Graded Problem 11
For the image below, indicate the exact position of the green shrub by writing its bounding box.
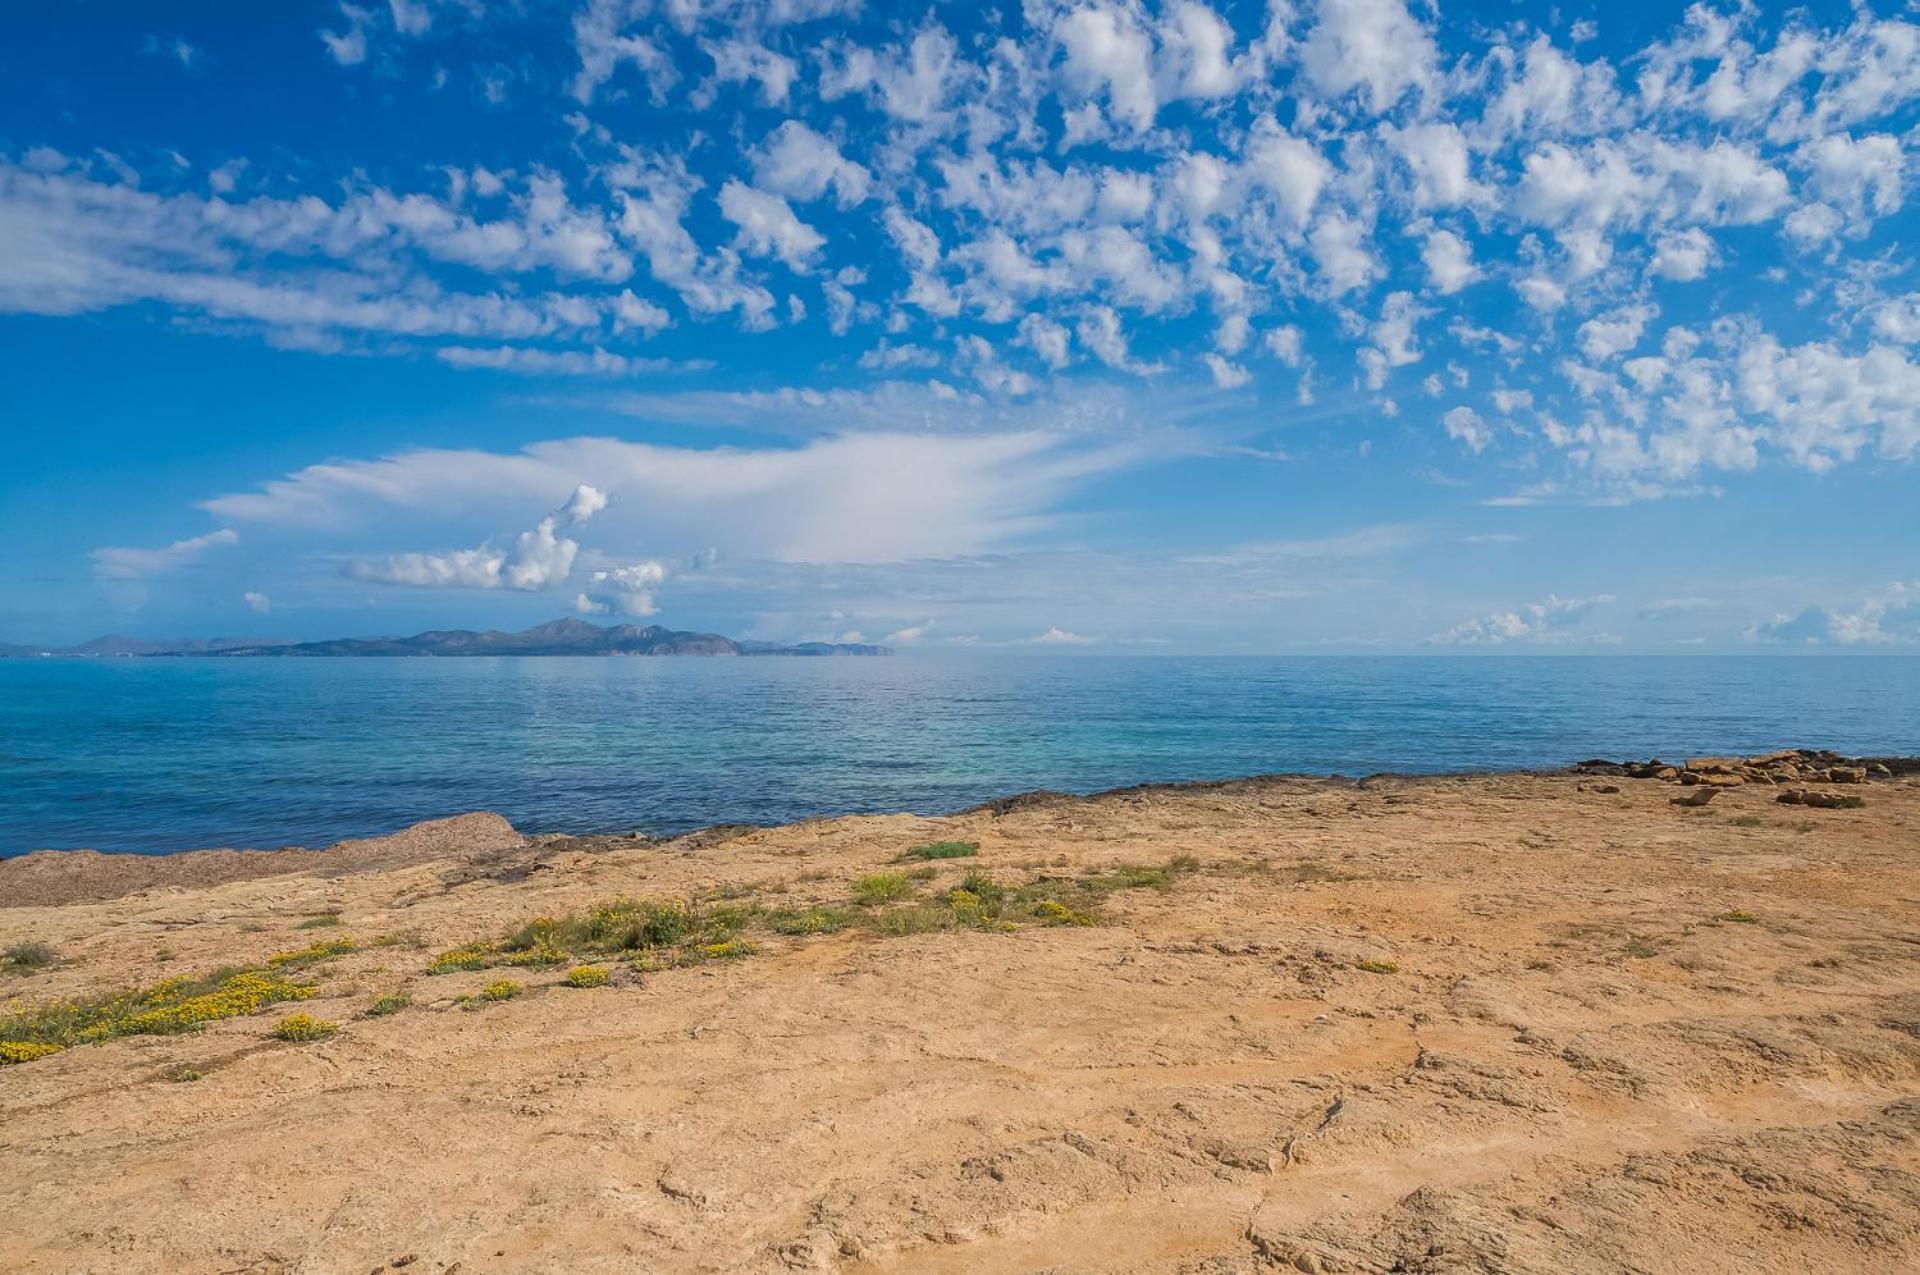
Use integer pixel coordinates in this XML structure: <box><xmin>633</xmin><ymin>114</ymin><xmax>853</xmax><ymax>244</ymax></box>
<box><xmin>296</xmin><ymin>913</ymin><xmax>343</xmax><ymax>929</ymax></box>
<box><xmin>1354</xmin><ymin>959</ymin><xmax>1399</xmax><ymax>974</ymax></box>
<box><xmin>479</xmin><ymin>979</ymin><xmax>521</xmax><ymax>1001</ymax></box>
<box><xmin>564</xmin><ymin>966</ymin><xmax>609</xmax><ymax>988</ymax></box>
<box><xmin>366</xmin><ymin>993</ymin><xmax>410</xmax><ymax>1017</ymax></box>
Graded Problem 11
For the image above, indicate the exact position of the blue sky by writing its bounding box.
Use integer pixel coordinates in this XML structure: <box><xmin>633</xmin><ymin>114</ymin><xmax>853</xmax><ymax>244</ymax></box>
<box><xmin>1</xmin><ymin>0</ymin><xmax>1915</xmax><ymax>652</ymax></box>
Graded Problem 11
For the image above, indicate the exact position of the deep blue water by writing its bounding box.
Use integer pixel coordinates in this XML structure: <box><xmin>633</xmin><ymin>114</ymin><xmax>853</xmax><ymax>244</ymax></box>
<box><xmin>2</xmin><ymin>655</ymin><xmax>1917</xmax><ymax>856</ymax></box>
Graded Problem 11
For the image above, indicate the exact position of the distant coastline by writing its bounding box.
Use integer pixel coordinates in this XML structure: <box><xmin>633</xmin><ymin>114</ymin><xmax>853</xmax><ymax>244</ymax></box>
<box><xmin>0</xmin><ymin>618</ymin><xmax>890</xmax><ymax>659</ymax></box>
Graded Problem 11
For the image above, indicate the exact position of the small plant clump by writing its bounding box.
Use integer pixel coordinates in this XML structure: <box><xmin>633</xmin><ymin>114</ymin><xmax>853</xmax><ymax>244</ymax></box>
<box><xmin>1</xmin><ymin>968</ymin><xmax>315</xmax><ymax>1064</ymax></box>
<box><xmin>267</xmin><ymin>937</ymin><xmax>358</xmax><ymax>968</ymax></box>
<box><xmin>768</xmin><ymin>906</ymin><xmax>858</xmax><ymax>936</ymax></box>
<box><xmin>415</xmin><ymin>853</ymin><xmax>1209</xmax><ymax>990</ymax></box>
<box><xmin>366</xmin><ymin>993</ymin><xmax>411</xmax><ymax>1016</ymax></box>
<box><xmin>270</xmin><ymin>1013</ymin><xmax>337</xmax><ymax>1042</ymax></box>
<box><xmin>1354</xmin><ymin>959</ymin><xmax>1400</xmax><ymax>974</ymax></box>
<box><xmin>1</xmin><ymin>1041</ymin><xmax>63</xmax><ymax>1065</ymax></box>
<box><xmin>296</xmin><ymin>913</ymin><xmax>344</xmax><ymax>929</ymax></box>
<box><xmin>899</xmin><ymin>841</ymin><xmax>978</xmax><ymax>862</ymax></box>
<box><xmin>428</xmin><ymin>942</ymin><xmax>496</xmax><ymax>975</ymax></box>
<box><xmin>479</xmin><ymin>979</ymin><xmax>521</xmax><ymax>1001</ymax></box>
<box><xmin>1720</xmin><ymin>910</ymin><xmax>1759</xmax><ymax>924</ymax></box>
<box><xmin>563</xmin><ymin>966</ymin><xmax>609</xmax><ymax>988</ymax></box>
<box><xmin>2</xmin><ymin>942</ymin><xmax>56</xmax><ymax>972</ymax></box>
<box><xmin>853</xmin><ymin>872</ymin><xmax>913</xmax><ymax>905</ymax></box>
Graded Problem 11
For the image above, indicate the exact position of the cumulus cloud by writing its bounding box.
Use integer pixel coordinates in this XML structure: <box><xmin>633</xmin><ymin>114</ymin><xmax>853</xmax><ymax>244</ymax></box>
<box><xmin>1297</xmin><ymin>0</ymin><xmax>1439</xmax><ymax>113</ymax></box>
<box><xmin>749</xmin><ymin>120</ymin><xmax>871</xmax><ymax>207</ymax></box>
<box><xmin>1746</xmin><ymin>585</ymin><xmax>1917</xmax><ymax>646</ymax></box>
<box><xmin>1027</xmin><ymin>626</ymin><xmax>1095</xmax><ymax>645</ymax></box>
<box><xmin>717</xmin><ymin>180</ymin><xmax>824</xmax><ymax>270</ymax></box>
<box><xmin>348</xmin><ymin>484</ymin><xmax>607</xmax><ymax>592</ymax></box>
<box><xmin>1442</xmin><ymin>405</ymin><xmax>1491</xmax><ymax>453</ymax></box>
<box><xmin>1429</xmin><ymin>593</ymin><xmax>1618</xmax><ymax>645</ymax></box>
<box><xmin>1421</xmin><ymin>229</ymin><xmax>1478</xmax><ymax>294</ymax></box>
<box><xmin>244</xmin><ymin>590</ymin><xmax>272</xmax><ymax>614</ymax></box>
<box><xmin>575</xmin><ymin>560</ymin><xmax>669</xmax><ymax>616</ymax></box>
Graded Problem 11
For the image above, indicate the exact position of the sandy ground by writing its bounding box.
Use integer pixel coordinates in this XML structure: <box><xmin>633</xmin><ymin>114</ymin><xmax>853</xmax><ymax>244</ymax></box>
<box><xmin>3</xmin><ymin>764</ymin><xmax>1918</xmax><ymax>1274</ymax></box>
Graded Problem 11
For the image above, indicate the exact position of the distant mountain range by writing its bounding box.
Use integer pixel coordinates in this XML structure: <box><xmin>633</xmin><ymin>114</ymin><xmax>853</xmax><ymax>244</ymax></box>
<box><xmin>0</xmin><ymin>619</ymin><xmax>890</xmax><ymax>658</ymax></box>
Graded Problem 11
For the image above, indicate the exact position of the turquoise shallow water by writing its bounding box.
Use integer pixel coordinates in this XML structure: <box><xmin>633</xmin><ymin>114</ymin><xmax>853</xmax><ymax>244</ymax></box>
<box><xmin>2</xmin><ymin>655</ymin><xmax>1917</xmax><ymax>855</ymax></box>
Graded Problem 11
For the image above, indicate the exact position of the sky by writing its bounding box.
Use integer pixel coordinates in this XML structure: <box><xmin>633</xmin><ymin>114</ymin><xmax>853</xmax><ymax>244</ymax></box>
<box><xmin>0</xmin><ymin>0</ymin><xmax>1915</xmax><ymax>653</ymax></box>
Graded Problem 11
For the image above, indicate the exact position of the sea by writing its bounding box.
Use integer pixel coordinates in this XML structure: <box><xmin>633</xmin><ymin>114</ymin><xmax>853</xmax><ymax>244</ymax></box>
<box><xmin>3</xmin><ymin>655</ymin><xmax>1918</xmax><ymax>856</ymax></box>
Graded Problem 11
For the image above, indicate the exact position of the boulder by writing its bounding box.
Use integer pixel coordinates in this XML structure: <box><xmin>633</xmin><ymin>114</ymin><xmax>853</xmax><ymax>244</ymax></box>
<box><xmin>1685</xmin><ymin>757</ymin><xmax>1741</xmax><ymax>775</ymax></box>
<box><xmin>1671</xmin><ymin>788</ymin><xmax>1718</xmax><ymax>807</ymax></box>
<box><xmin>1826</xmin><ymin>766</ymin><xmax>1867</xmax><ymax>784</ymax></box>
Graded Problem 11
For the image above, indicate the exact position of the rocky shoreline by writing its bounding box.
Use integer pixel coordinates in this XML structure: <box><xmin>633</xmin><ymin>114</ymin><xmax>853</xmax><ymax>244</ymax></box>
<box><xmin>1571</xmin><ymin>747</ymin><xmax>1915</xmax><ymax>809</ymax></box>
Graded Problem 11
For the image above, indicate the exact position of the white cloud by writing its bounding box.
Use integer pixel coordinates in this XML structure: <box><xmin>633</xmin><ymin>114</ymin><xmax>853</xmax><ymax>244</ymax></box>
<box><xmin>575</xmin><ymin>560</ymin><xmax>669</xmax><ymax>617</ymax></box>
<box><xmin>717</xmin><ymin>180</ymin><xmax>823</xmax><ymax>271</ymax></box>
<box><xmin>1055</xmin><ymin>4</ymin><xmax>1159</xmax><ymax>133</ymax></box>
<box><xmin>1795</xmin><ymin>132</ymin><xmax>1905</xmax><ymax>228</ymax></box>
<box><xmin>1308</xmin><ymin>213</ymin><xmax>1377</xmax><ymax>296</ymax></box>
<box><xmin>1264</xmin><ymin>324</ymin><xmax>1305</xmax><ymax>366</ymax></box>
<box><xmin>1298</xmin><ymin>0</ymin><xmax>1439</xmax><ymax>113</ymax></box>
<box><xmin>207</xmin><ymin>429</ymin><xmax>1147</xmax><ymax>564</ymax></box>
<box><xmin>1027</xmin><ymin>626</ymin><xmax>1095</xmax><ymax>645</ymax></box>
<box><xmin>1648</xmin><ymin>227</ymin><xmax>1714</xmax><ymax>281</ymax></box>
<box><xmin>1746</xmin><ymin>585</ymin><xmax>1917</xmax><ymax>646</ymax></box>
<box><xmin>1203</xmin><ymin>352</ymin><xmax>1251</xmax><ymax>388</ymax></box>
<box><xmin>1442</xmin><ymin>405</ymin><xmax>1491</xmax><ymax>453</ymax></box>
<box><xmin>348</xmin><ymin>484</ymin><xmax>606</xmax><ymax>592</ymax></box>
<box><xmin>1384</xmin><ymin>123</ymin><xmax>1481</xmax><ymax>209</ymax></box>
<box><xmin>92</xmin><ymin>528</ymin><xmax>238</xmax><ymax>580</ymax></box>
<box><xmin>1430</xmin><ymin>593</ymin><xmax>1617</xmax><ymax>645</ymax></box>
<box><xmin>882</xmin><ymin>619</ymin><xmax>933</xmax><ymax>646</ymax></box>
<box><xmin>1076</xmin><ymin>305</ymin><xmax>1160</xmax><ymax>375</ymax></box>
<box><xmin>244</xmin><ymin>591</ymin><xmax>272</xmax><ymax>613</ymax></box>
<box><xmin>749</xmin><ymin>121</ymin><xmax>871</xmax><ymax>207</ymax></box>
<box><xmin>319</xmin><ymin>3</ymin><xmax>372</xmax><ymax>67</ymax></box>
<box><xmin>1420</xmin><ymin>229</ymin><xmax>1478</xmax><ymax>294</ymax></box>
<box><xmin>1577</xmin><ymin>304</ymin><xmax>1657</xmax><ymax>361</ymax></box>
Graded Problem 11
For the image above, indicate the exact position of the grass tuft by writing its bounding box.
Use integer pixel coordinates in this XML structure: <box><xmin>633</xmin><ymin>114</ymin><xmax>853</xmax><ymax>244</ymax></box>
<box><xmin>366</xmin><ymin>993</ymin><xmax>410</xmax><ymax>1017</ymax></box>
<box><xmin>295</xmin><ymin>913</ymin><xmax>343</xmax><ymax>929</ymax></box>
<box><xmin>1719</xmin><ymin>910</ymin><xmax>1758</xmax><ymax>924</ymax></box>
<box><xmin>899</xmin><ymin>841</ymin><xmax>978</xmax><ymax>862</ymax></box>
<box><xmin>564</xmin><ymin>965</ymin><xmax>609</xmax><ymax>988</ymax></box>
<box><xmin>1354</xmin><ymin>959</ymin><xmax>1400</xmax><ymax>974</ymax></box>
